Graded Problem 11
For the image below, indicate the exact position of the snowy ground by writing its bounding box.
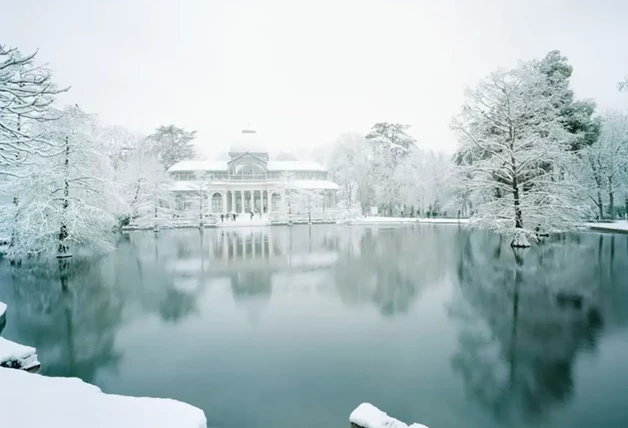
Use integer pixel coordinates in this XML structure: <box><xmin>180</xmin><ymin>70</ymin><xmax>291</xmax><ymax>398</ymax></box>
<box><xmin>350</xmin><ymin>403</ymin><xmax>429</xmax><ymax>428</ymax></box>
<box><xmin>216</xmin><ymin>215</ymin><xmax>270</xmax><ymax>228</ymax></box>
<box><xmin>586</xmin><ymin>220</ymin><xmax>628</xmax><ymax>233</ymax></box>
<box><xmin>0</xmin><ymin>337</ymin><xmax>40</xmax><ymax>371</ymax></box>
<box><xmin>0</xmin><ymin>367</ymin><xmax>207</xmax><ymax>428</ymax></box>
<box><xmin>347</xmin><ymin>216</ymin><xmax>468</xmax><ymax>225</ymax></box>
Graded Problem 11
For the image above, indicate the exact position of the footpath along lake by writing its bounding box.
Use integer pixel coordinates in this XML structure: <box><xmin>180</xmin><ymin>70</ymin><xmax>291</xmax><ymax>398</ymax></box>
<box><xmin>1</xmin><ymin>225</ymin><xmax>627</xmax><ymax>428</ymax></box>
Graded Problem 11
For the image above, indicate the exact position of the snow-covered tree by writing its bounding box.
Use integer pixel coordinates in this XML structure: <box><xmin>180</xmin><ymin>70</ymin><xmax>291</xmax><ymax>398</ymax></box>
<box><xmin>0</xmin><ymin>45</ymin><xmax>66</xmax><ymax>172</ymax></box>
<box><xmin>327</xmin><ymin>133</ymin><xmax>372</xmax><ymax>213</ymax></box>
<box><xmin>396</xmin><ymin>148</ymin><xmax>453</xmax><ymax>217</ymax></box>
<box><xmin>536</xmin><ymin>50</ymin><xmax>601</xmax><ymax>152</ymax></box>
<box><xmin>99</xmin><ymin>125</ymin><xmax>144</xmax><ymax>174</ymax></box>
<box><xmin>117</xmin><ymin>141</ymin><xmax>174</xmax><ymax>228</ymax></box>
<box><xmin>148</xmin><ymin>125</ymin><xmax>197</xmax><ymax>170</ymax></box>
<box><xmin>582</xmin><ymin>110</ymin><xmax>628</xmax><ymax>219</ymax></box>
<box><xmin>289</xmin><ymin>188</ymin><xmax>325</xmax><ymax>222</ymax></box>
<box><xmin>0</xmin><ymin>106</ymin><xmax>120</xmax><ymax>259</ymax></box>
<box><xmin>366</xmin><ymin>122</ymin><xmax>416</xmax><ymax>215</ymax></box>
<box><xmin>452</xmin><ymin>61</ymin><xmax>587</xmax><ymax>247</ymax></box>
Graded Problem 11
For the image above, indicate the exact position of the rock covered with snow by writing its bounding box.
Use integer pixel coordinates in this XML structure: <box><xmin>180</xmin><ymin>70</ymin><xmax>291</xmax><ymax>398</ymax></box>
<box><xmin>0</xmin><ymin>337</ymin><xmax>40</xmax><ymax>372</ymax></box>
<box><xmin>0</xmin><ymin>367</ymin><xmax>207</xmax><ymax>428</ymax></box>
<box><xmin>0</xmin><ymin>301</ymin><xmax>6</xmax><ymax>325</ymax></box>
<box><xmin>350</xmin><ymin>403</ymin><xmax>430</xmax><ymax>428</ymax></box>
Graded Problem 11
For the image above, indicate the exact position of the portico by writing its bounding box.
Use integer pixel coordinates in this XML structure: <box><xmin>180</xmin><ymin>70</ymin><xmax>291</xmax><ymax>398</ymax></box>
<box><xmin>221</xmin><ymin>189</ymin><xmax>276</xmax><ymax>214</ymax></box>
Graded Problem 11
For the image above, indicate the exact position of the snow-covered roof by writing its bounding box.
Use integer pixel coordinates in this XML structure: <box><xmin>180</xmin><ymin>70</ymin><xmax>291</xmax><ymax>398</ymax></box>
<box><xmin>288</xmin><ymin>180</ymin><xmax>339</xmax><ymax>190</ymax></box>
<box><xmin>168</xmin><ymin>161</ymin><xmax>228</xmax><ymax>172</ymax></box>
<box><xmin>168</xmin><ymin>160</ymin><xmax>327</xmax><ymax>173</ymax></box>
<box><xmin>267</xmin><ymin>161</ymin><xmax>327</xmax><ymax>172</ymax></box>
<box><xmin>170</xmin><ymin>179</ymin><xmax>338</xmax><ymax>192</ymax></box>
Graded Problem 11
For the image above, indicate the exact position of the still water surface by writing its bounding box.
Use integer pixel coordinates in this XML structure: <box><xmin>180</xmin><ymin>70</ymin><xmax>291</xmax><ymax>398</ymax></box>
<box><xmin>1</xmin><ymin>225</ymin><xmax>627</xmax><ymax>428</ymax></box>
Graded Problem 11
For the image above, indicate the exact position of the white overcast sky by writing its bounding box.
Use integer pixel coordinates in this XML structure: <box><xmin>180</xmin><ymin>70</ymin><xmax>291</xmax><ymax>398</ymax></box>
<box><xmin>4</xmin><ymin>0</ymin><xmax>628</xmax><ymax>157</ymax></box>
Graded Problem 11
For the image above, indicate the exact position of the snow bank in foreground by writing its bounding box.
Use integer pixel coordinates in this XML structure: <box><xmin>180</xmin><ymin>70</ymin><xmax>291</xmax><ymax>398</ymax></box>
<box><xmin>350</xmin><ymin>403</ymin><xmax>429</xmax><ymax>428</ymax></box>
<box><xmin>0</xmin><ymin>367</ymin><xmax>207</xmax><ymax>428</ymax></box>
<box><xmin>0</xmin><ymin>337</ymin><xmax>40</xmax><ymax>371</ymax></box>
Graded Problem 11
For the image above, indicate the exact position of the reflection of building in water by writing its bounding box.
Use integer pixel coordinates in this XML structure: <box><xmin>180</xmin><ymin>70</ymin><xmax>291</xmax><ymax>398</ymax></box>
<box><xmin>212</xmin><ymin>229</ymin><xmax>274</xmax><ymax>262</ymax></box>
<box><xmin>204</xmin><ymin>228</ymin><xmax>339</xmax><ymax>271</ymax></box>
<box><xmin>162</xmin><ymin>227</ymin><xmax>341</xmax><ymax>321</ymax></box>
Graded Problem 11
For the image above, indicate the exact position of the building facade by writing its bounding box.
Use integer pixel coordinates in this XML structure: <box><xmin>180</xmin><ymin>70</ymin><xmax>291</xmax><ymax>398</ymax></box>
<box><xmin>168</xmin><ymin>130</ymin><xmax>339</xmax><ymax>222</ymax></box>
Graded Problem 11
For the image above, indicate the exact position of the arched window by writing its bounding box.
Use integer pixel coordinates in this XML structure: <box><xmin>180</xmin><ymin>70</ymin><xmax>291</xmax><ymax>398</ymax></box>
<box><xmin>211</xmin><ymin>192</ymin><xmax>223</xmax><ymax>212</ymax></box>
<box><xmin>229</xmin><ymin>156</ymin><xmax>267</xmax><ymax>181</ymax></box>
<box><xmin>175</xmin><ymin>194</ymin><xmax>183</xmax><ymax>210</ymax></box>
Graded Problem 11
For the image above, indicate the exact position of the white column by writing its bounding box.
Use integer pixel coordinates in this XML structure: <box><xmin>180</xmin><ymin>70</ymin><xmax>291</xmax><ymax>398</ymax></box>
<box><xmin>231</xmin><ymin>191</ymin><xmax>235</xmax><ymax>214</ymax></box>
<box><xmin>222</xmin><ymin>192</ymin><xmax>227</xmax><ymax>214</ymax></box>
<box><xmin>239</xmin><ymin>191</ymin><xmax>245</xmax><ymax>214</ymax></box>
<box><xmin>261</xmin><ymin>190</ymin><xmax>265</xmax><ymax>214</ymax></box>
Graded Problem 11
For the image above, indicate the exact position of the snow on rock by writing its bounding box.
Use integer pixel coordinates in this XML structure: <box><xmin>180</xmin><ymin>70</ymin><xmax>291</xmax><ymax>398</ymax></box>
<box><xmin>0</xmin><ymin>367</ymin><xmax>208</xmax><ymax>428</ymax></box>
<box><xmin>350</xmin><ymin>403</ymin><xmax>430</xmax><ymax>428</ymax></box>
<box><xmin>0</xmin><ymin>337</ymin><xmax>40</xmax><ymax>372</ymax></box>
<box><xmin>0</xmin><ymin>301</ymin><xmax>6</xmax><ymax>319</ymax></box>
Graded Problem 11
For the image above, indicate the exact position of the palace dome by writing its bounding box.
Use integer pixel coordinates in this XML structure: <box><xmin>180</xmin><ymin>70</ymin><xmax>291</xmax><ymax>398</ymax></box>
<box><xmin>229</xmin><ymin>129</ymin><xmax>267</xmax><ymax>154</ymax></box>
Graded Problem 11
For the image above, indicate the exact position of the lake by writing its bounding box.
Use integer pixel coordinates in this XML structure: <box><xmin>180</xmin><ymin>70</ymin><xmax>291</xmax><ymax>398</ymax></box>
<box><xmin>1</xmin><ymin>225</ymin><xmax>627</xmax><ymax>428</ymax></box>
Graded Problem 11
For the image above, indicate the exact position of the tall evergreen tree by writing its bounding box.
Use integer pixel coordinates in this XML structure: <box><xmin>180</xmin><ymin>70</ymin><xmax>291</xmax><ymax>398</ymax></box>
<box><xmin>148</xmin><ymin>125</ymin><xmax>197</xmax><ymax>170</ymax></box>
<box><xmin>536</xmin><ymin>50</ymin><xmax>601</xmax><ymax>151</ymax></box>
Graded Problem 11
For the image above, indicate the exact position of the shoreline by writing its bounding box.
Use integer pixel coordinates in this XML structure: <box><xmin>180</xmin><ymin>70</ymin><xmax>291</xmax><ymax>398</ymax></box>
<box><xmin>0</xmin><ymin>300</ymin><xmax>208</xmax><ymax>428</ymax></box>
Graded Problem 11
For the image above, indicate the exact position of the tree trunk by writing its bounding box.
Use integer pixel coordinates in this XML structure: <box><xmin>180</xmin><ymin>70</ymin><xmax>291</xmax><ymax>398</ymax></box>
<box><xmin>512</xmin><ymin>178</ymin><xmax>523</xmax><ymax>230</ymax></box>
<box><xmin>608</xmin><ymin>177</ymin><xmax>615</xmax><ymax>220</ymax></box>
<box><xmin>511</xmin><ymin>154</ymin><xmax>529</xmax><ymax>248</ymax></box>
<box><xmin>597</xmin><ymin>190</ymin><xmax>604</xmax><ymax>220</ymax></box>
<box><xmin>625</xmin><ymin>195</ymin><xmax>628</xmax><ymax>220</ymax></box>
<box><xmin>58</xmin><ymin>137</ymin><xmax>70</xmax><ymax>256</ymax></box>
<box><xmin>10</xmin><ymin>196</ymin><xmax>18</xmax><ymax>250</ymax></box>
<box><xmin>10</xmin><ymin>114</ymin><xmax>22</xmax><ymax>253</ymax></box>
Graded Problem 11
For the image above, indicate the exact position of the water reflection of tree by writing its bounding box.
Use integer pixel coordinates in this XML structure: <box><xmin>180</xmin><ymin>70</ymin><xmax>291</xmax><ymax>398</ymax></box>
<box><xmin>2</xmin><ymin>260</ymin><xmax>123</xmax><ymax>383</ymax></box>
<box><xmin>0</xmin><ymin>232</ymin><xmax>202</xmax><ymax>381</ymax></box>
<box><xmin>450</xmin><ymin>231</ymin><xmax>608</xmax><ymax>423</ymax></box>
<box><xmin>335</xmin><ymin>226</ymin><xmax>457</xmax><ymax>315</ymax></box>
